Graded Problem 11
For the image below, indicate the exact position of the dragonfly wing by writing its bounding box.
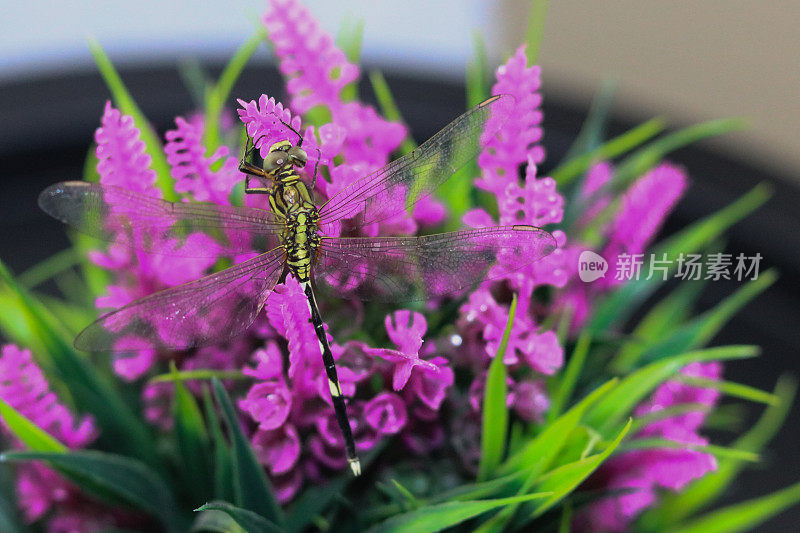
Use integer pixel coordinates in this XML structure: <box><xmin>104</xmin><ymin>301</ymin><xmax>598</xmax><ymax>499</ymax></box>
<box><xmin>317</xmin><ymin>95</ymin><xmax>515</xmax><ymax>227</ymax></box>
<box><xmin>39</xmin><ymin>181</ymin><xmax>282</xmax><ymax>257</ymax></box>
<box><xmin>313</xmin><ymin>225</ymin><xmax>556</xmax><ymax>302</ymax></box>
<box><xmin>75</xmin><ymin>247</ymin><xmax>285</xmax><ymax>351</ymax></box>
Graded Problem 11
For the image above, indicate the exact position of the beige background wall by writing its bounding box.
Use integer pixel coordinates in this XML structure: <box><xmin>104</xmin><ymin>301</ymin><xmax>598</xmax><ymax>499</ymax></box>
<box><xmin>501</xmin><ymin>0</ymin><xmax>800</xmax><ymax>180</ymax></box>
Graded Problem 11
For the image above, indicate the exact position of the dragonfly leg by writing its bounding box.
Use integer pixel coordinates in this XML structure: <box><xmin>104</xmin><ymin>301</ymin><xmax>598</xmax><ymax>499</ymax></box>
<box><xmin>243</xmin><ymin>175</ymin><xmax>272</xmax><ymax>195</ymax></box>
<box><xmin>302</xmin><ymin>280</ymin><xmax>361</xmax><ymax>476</ymax></box>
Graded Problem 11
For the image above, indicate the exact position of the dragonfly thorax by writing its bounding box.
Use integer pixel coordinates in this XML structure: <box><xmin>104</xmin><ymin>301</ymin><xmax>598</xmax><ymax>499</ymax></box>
<box><xmin>272</xmin><ymin>181</ymin><xmax>320</xmax><ymax>282</ymax></box>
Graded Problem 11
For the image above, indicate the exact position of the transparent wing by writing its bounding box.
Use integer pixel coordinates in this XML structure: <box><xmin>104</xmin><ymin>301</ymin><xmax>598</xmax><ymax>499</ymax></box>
<box><xmin>39</xmin><ymin>181</ymin><xmax>282</xmax><ymax>257</ymax></box>
<box><xmin>313</xmin><ymin>225</ymin><xmax>556</xmax><ymax>302</ymax></box>
<box><xmin>317</xmin><ymin>95</ymin><xmax>514</xmax><ymax>226</ymax></box>
<box><xmin>75</xmin><ymin>248</ymin><xmax>285</xmax><ymax>351</ymax></box>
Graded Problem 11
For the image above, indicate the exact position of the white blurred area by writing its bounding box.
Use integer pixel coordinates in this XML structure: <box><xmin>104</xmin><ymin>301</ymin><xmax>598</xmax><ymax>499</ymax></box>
<box><xmin>1</xmin><ymin>0</ymin><xmax>798</xmax><ymax>178</ymax></box>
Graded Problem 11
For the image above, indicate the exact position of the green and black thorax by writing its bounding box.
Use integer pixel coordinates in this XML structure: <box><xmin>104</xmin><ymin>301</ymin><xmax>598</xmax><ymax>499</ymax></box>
<box><xmin>239</xmin><ymin>139</ymin><xmax>320</xmax><ymax>281</ymax></box>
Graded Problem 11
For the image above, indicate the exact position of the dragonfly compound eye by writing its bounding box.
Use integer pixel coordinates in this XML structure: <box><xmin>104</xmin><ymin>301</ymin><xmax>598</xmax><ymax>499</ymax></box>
<box><xmin>264</xmin><ymin>151</ymin><xmax>287</xmax><ymax>172</ymax></box>
<box><xmin>288</xmin><ymin>146</ymin><xmax>308</xmax><ymax>166</ymax></box>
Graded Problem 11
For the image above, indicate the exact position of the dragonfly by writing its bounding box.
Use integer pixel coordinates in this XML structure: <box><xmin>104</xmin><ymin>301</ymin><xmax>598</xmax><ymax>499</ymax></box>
<box><xmin>38</xmin><ymin>95</ymin><xmax>557</xmax><ymax>477</ymax></box>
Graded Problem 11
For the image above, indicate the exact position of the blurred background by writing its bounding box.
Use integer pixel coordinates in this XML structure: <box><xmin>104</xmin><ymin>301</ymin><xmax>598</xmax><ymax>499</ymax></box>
<box><xmin>1</xmin><ymin>0</ymin><xmax>798</xmax><ymax>529</ymax></box>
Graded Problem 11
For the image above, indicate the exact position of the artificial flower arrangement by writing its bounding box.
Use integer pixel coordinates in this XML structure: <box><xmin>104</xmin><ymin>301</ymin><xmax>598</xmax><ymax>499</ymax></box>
<box><xmin>0</xmin><ymin>1</ymin><xmax>797</xmax><ymax>531</ymax></box>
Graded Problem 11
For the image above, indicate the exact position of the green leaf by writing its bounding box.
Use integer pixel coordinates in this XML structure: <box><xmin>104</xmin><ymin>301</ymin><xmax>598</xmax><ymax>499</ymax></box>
<box><xmin>211</xmin><ymin>379</ymin><xmax>283</xmax><ymax>525</ymax></box>
<box><xmin>639</xmin><ymin>376</ymin><xmax>797</xmax><ymax>529</ymax></box>
<box><xmin>368</xmin><ymin>71</ymin><xmax>418</xmax><ymax>156</ymax></box>
<box><xmin>674</xmin><ymin>376</ymin><xmax>779</xmax><ymax>406</ymax></box>
<box><xmin>204</xmin><ymin>30</ymin><xmax>266</xmax><ymax>151</ymax></box>
<box><xmin>192</xmin><ymin>509</ymin><xmax>246</xmax><ymax>533</ymax></box>
<box><xmin>551</xmin><ymin>117</ymin><xmax>666</xmax><ymax>186</ymax></box>
<box><xmin>588</xmin><ymin>184</ymin><xmax>771</xmax><ymax>334</ymax></box>
<box><xmin>0</xmin><ymin>397</ymin><xmax>67</xmax><ymax>453</ymax></box>
<box><xmin>639</xmin><ymin>270</ymin><xmax>777</xmax><ymax>364</ymax></box>
<box><xmin>610</xmin><ymin>277</ymin><xmax>708</xmax><ymax>372</ymax></box>
<box><xmin>196</xmin><ymin>502</ymin><xmax>283</xmax><ymax>533</ymax></box>
<box><xmin>500</xmin><ymin>378</ymin><xmax>618</xmax><ymax>477</ymax></box>
<box><xmin>203</xmin><ymin>387</ymin><xmax>234</xmax><ymax>503</ymax></box>
<box><xmin>286</xmin><ymin>475</ymin><xmax>348</xmax><ymax>530</ymax></box>
<box><xmin>17</xmin><ymin>248</ymin><xmax>81</xmax><ymax>289</ymax></box>
<box><xmin>562</xmin><ymin>80</ymin><xmax>617</xmax><ymax>161</ymax></box>
<box><xmin>172</xmin><ymin>365</ymin><xmax>213</xmax><ymax>504</ymax></box>
<box><xmin>150</xmin><ymin>369</ymin><xmax>248</xmax><ymax>384</ymax></box>
<box><xmin>466</xmin><ymin>30</ymin><xmax>489</xmax><ymax>108</ymax></box>
<box><xmin>524</xmin><ymin>0</ymin><xmax>549</xmax><ymax>65</ymax></box>
<box><xmin>548</xmin><ymin>331</ymin><xmax>591</xmax><ymax>422</ymax></box>
<box><xmin>669</xmin><ymin>480</ymin><xmax>800</xmax><ymax>533</ymax></box>
<box><xmin>364</xmin><ymin>493</ymin><xmax>552</xmax><ymax>533</ymax></box>
<box><xmin>618</xmin><ymin>438</ymin><xmax>759</xmax><ymax>462</ymax></box>
<box><xmin>478</xmin><ymin>294</ymin><xmax>516</xmax><ymax>480</ymax></box>
<box><xmin>0</xmin><ymin>450</ymin><xmax>185</xmax><ymax>532</ymax></box>
<box><xmin>586</xmin><ymin>345</ymin><xmax>759</xmax><ymax>434</ymax></box>
<box><xmin>613</xmin><ymin>118</ymin><xmax>747</xmax><ymax>188</ymax></box>
<box><xmin>530</xmin><ymin>419</ymin><xmax>632</xmax><ymax>518</ymax></box>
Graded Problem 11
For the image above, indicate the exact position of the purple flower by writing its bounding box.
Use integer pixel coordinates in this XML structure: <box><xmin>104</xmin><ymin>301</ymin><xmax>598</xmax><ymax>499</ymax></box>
<box><xmin>251</xmin><ymin>425</ymin><xmax>302</xmax><ymax>475</ymax></box>
<box><xmin>239</xmin><ymin>381</ymin><xmax>292</xmax><ymax>430</ymax></box>
<box><xmin>0</xmin><ymin>345</ymin><xmax>96</xmax><ymax>449</ymax></box>
<box><xmin>580</xmin><ymin>362</ymin><xmax>722</xmax><ymax>531</ymax></box>
<box><xmin>511</xmin><ymin>379</ymin><xmax>550</xmax><ymax>423</ymax></box>
<box><xmin>603</xmin><ymin>163</ymin><xmax>688</xmax><ymax>286</ymax></box>
<box><xmin>364</xmin><ymin>392</ymin><xmax>408</xmax><ymax>435</ymax></box>
<box><xmin>477</xmin><ymin>46</ymin><xmax>544</xmax><ymax>195</ymax></box>
<box><xmin>95</xmin><ymin>101</ymin><xmax>158</xmax><ymax>195</ymax></box>
<box><xmin>164</xmin><ymin>115</ymin><xmax>243</xmax><ymax>204</ymax></box>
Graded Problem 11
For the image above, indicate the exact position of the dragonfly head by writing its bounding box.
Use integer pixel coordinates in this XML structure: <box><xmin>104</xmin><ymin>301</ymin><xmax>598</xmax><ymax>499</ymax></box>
<box><xmin>265</xmin><ymin>141</ymin><xmax>308</xmax><ymax>176</ymax></box>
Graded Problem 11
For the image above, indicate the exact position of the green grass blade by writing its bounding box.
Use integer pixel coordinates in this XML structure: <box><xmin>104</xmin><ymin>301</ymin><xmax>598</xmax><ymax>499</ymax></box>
<box><xmin>524</xmin><ymin>0</ymin><xmax>549</xmax><ymax>65</ymax></box>
<box><xmin>87</xmin><ymin>38</ymin><xmax>176</xmax><ymax>200</ymax></box>
<box><xmin>613</xmin><ymin>118</ymin><xmax>747</xmax><ymax>188</ymax></box>
<box><xmin>500</xmin><ymin>378</ymin><xmax>618</xmax><ymax>477</ymax></box>
<box><xmin>150</xmin><ymin>369</ymin><xmax>247</xmax><ymax>384</ymax></box>
<box><xmin>17</xmin><ymin>248</ymin><xmax>81</xmax><ymax>289</ymax></box>
<box><xmin>466</xmin><ymin>30</ymin><xmax>489</xmax><ymax>108</ymax></box>
<box><xmin>364</xmin><ymin>493</ymin><xmax>552</xmax><ymax>533</ymax></box>
<box><xmin>611</xmin><ymin>277</ymin><xmax>708</xmax><ymax>372</ymax></box>
<box><xmin>196</xmin><ymin>502</ymin><xmax>283</xmax><ymax>533</ymax></box>
<box><xmin>669</xmin><ymin>480</ymin><xmax>800</xmax><ymax>533</ymax></box>
<box><xmin>548</xmin><ymin>331</ymin><xmax>591</xmax><ymax>422</ymax></box>
<box><xmin>211</xmin><ymin>379</ymin><xmax>283</xmax><ymax>525</ymax></box>
<box><xmin>478</xmin><ymin>295</ymin><xmax>517</xmax><ymax>480</ymax></box>
<box><xmin>203</xmin><ymin>386</ymin><xmax>234</xmax><ymax>503</ymax></box>
<box><xmin>588</xmin><ymin>184</ymin><xmax>771</xmax><ymax>334</ymax></box>
<box><xmin>562</xmin><ymin>78</ymin><xmax>617</xmax><ymax>161</ymax></box>
<box><xmin>586</xmin><ymin>345</ymin><xmax>759</xmax><ymax>434</ymax></box>
<box><xmin>639</xmin><ymin>270</ymin><xmax>777</xmax><ymax>364</ymax></box>
<box><xmin>171</xmin><ymin>364</ymin><xmax>213</xmax><ymax>504</ymax></box>
<box><xmin>551</xmin><ymin>117</ymin><xmax>665</xmax><ymax>186</ymax></box>
<box><xmin>530</xmin><ymin>420</ymin><xmax>632</xmax><ymax>518</ymax></box>
<box><xmin>618</xmin><ymin>438</ymin><xmax>759</xmax><ymax>462</ymax></box>
<box><xmin>0</xmin><ymin>397</ymin><xmax>67</xmax><ymax>453</ymax></box>
<box><xmin>0</xmin><ymin>450</ymin><xmax>186</xmax><ymax>532</ymax></box>
<box><xmin>675</xmin><ymin>376</ymin><xmax>779</xmax><ymax>406</ymax></box>
<box><xmin>204</xmin><ymin>30</ymin><xmax>266</xmax><ymax>151</ymax></box>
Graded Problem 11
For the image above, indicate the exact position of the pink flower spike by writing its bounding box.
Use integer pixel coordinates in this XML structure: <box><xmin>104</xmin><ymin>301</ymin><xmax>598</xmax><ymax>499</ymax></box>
<box><xmin>477</xmin><ymin>46</ymin><xmax>544</xmax><ymax>195</ymax></box>
<box><xmin>363</xmin><ymin>392</ymin><xmax>407</xmax><ymax>435</ymax></box>
<box><xmin>411</xmin><ymin>357</ymin><xmax>454</xmax><ymax>410</ymax></box>
<box><xmin>0</xmin><ymin>345</ymin><xmax>97</xmax><ymax>449</ymax></box>
<box><xmin>95</xmin><ymin>102</ymin><xmax>158</xmax><ymax>196</ymax></box>
<box><xmin>165</xmin><ymin>115</ymin><xmax>242</xmax><ymax>204</ymax></box>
